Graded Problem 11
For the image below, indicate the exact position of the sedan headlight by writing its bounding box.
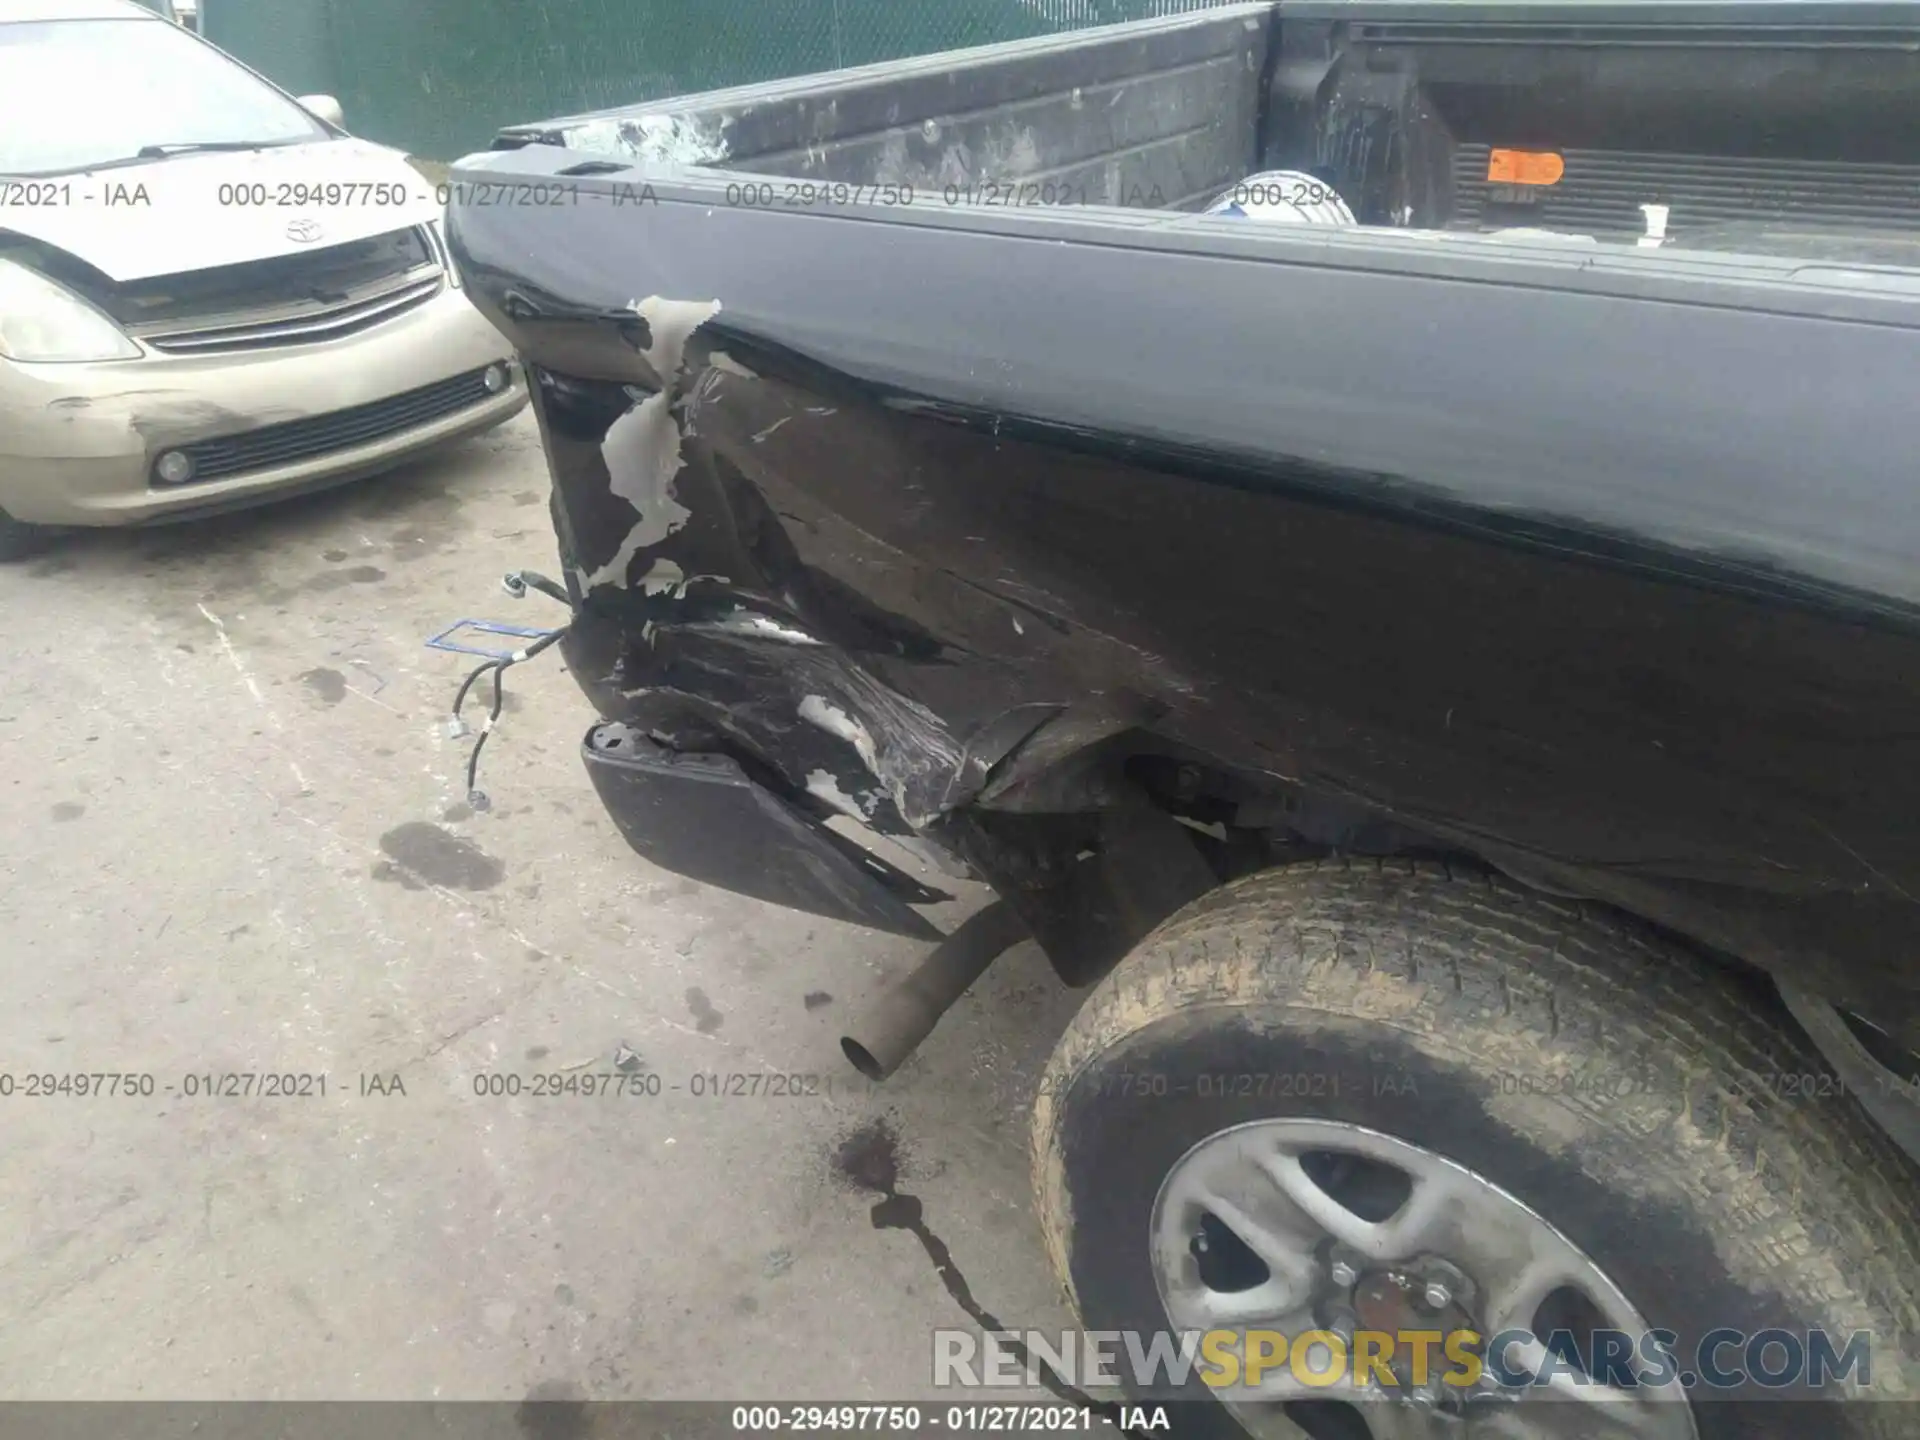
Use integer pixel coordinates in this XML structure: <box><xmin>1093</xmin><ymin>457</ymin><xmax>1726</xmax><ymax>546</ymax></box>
<box><xmin>0</xmin><ymin>259</ymin><xmax>141</xmax><ymax>363</ymax></box>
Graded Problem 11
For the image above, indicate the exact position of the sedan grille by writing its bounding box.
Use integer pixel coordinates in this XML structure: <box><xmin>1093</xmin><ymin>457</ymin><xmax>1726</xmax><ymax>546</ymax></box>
<box><xmin>110</xmin><ymin>227</ymin><xmax>442</xmax><ymax>354</ymax></box>
<box><xmin>137</xmin><ymin>273</ymin><xmax>443</xmax><ymax>354</ymax></box>
<box><xmin>158</xmin><ymin>368</ymin><xmax>499</xmax><ymax>484</ymax></box>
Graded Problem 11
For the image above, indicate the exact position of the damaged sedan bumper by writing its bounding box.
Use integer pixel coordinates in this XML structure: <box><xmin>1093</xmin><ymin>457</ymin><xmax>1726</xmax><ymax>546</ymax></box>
<box><xmin>0</xmin><ymin>286</ymin><xmax>524</xmax><ymax>527</ymax></box>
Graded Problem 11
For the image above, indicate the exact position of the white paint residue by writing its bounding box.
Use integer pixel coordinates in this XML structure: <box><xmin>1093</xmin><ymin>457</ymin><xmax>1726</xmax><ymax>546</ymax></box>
<box><xmin>752</xmin><ymin>416</ymin><xmax>792</xmax><ymax>444</ymax></box>
<box><xmin>1487</xmin><ymin>227</ymin><xmax>1599</xmax><ymax>246</ymax></box>
<box><xmin>630</xmin><ymin>295</ymin><xmax>723</xmax><ymax>387</ymax></box>
<box><xmin>1173</xmin><ymin>815</ymin><xmax>1229</xmax><ymax>842</ymax></box>
<box><xmin>196</xmin><ymin>603</ymin><xmax>264</xmax><ymax>707</ymax></box>
<box><xmin>343</xmin><ymin>682</ymin><xmax>401</xmax><ymax>715</ymax></box>
<box><xmin>733</xmin><ymin>613</ymin><xmax>819</xmax><ymax>645</ymax></box>
<box><xmin>874</xmin><ymin>131</ymin><xmax>913</xmax><ymax>185</ymax></box>
<box><xmin>583</xmin><ymin>526</ymin><xmax>656</xmax><ymax>592</ymax></box>
<box><xmin>583</xmin><ymin>390</ymin><xmax>692</xmax><ymax>590</ymax></box>
<box><xmin>798</xmin><ymin>695</ymin><xmax>880</xmax><ymax>775</ymax></box>
<box><xmin>1011</xmin><ymin>616</ymin><xmax>1024</xmax><ymax>635</ymax></box>
<box><xmin>805</xmin><ymin>769</ymin><xmax>876</xmax><ymax>821</ymax></box>
<box><xmin>604</xmin><ymin>390</ymin><xmax>688</xmax><ymax>522</ymax></box>
<box><xmin>639</xmin><ymin>558</ymin><xmax>686</xmax><ymax>596</ymax></box>
<box><xmin>568</xmin><ymin>112</ymin><xmax>729</xmax><ymax>166</ymax></box>
<box><xmin>981</xmin><ymin>126</ymin><xmax>1041</xmax><ymax>178</ymax></box>
<box><xmin>564</xmin><ymin>119</ymin><xmax>623</xmax><ymax>157</ymax></box>
<box><xmin>197</xmin><ymin>603</ymin><xmax>288</xmax><ymax>739</ymax></box>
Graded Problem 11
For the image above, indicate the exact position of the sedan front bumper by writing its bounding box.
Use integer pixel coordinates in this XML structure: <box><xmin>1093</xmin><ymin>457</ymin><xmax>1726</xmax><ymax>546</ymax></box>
<box><xmin>0</xmin><ymin>285</ymin><xmax>525</xmax><ymax>526</ymax></box>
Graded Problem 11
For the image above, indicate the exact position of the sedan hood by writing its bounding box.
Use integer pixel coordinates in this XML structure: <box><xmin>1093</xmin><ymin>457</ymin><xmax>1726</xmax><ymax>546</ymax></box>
<box><xmin>0</xmin><ymin>138</ymin><xmax>441</xmax><ymax>282</ymax></box>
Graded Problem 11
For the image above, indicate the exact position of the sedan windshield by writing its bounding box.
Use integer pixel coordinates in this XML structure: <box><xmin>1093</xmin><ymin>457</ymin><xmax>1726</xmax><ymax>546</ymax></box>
<box><xmin>0</xmin><ymin>18</ymin><xmax>327</xmax><ymax>176</ymax></box>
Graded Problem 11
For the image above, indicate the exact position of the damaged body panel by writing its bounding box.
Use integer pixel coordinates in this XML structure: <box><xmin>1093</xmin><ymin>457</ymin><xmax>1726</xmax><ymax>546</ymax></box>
<box><xmin>451</xmin><ymin>1</ymin><xmax>1920</xmax><ymax>1043</ymax></box>
<box><xmin>582</xmin><ymin>722</ymin><xmax>946</xmax><ymax>938</ymax></box>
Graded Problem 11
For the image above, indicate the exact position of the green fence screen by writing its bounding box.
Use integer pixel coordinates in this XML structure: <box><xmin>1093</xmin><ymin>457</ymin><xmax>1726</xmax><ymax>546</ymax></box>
<box><xmin>206</xmin><ymin>0</ymin><xmax>1243</xmax><ymax>161</ymax></box>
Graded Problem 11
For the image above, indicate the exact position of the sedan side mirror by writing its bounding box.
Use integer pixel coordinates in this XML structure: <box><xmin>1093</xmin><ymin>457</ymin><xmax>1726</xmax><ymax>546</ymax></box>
<box><xmin>297</xmin><ymin>94</ymin><xmax>345</xmax><ymax>129</ymax></box>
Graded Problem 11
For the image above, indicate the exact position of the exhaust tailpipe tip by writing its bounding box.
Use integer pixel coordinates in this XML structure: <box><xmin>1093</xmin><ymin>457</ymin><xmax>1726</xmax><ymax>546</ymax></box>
<box><xmin>841</xmin><ymin>1036</ymin><xmax>888</xmax><ymax>1082</ymax></box>
<box><xmin>838</xmin><ymin>899</ymin><xmax>1029</xmax><ymax>1082</ymax></box>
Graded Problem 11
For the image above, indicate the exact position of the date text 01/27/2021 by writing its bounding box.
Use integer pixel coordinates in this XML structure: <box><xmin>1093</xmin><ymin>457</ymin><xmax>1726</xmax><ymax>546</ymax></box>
<box><xmin>0</xmin><ymin>1071</ymin><xmax>863</xmax><ymax>1100</ymax></box>
<box><xmin>1033</xmin><ymin>1066</ymin><xmax>1907</xmax><ymax>1104</ymax></box>
<box><xmin>727</xmin><ymin>1404</ymin><xmax>1170</xmax><ymax>1432</ymax></box>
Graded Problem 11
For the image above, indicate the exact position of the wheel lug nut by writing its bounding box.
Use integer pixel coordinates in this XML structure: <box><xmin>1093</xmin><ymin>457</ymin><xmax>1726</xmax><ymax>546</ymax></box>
<box><xmin>1423</xmin><ymin>1280</ymin><xmax>1452</xmax><ymax>1309</ymax></box>
<box><xmin>1330</xmin><ymin>1260</ymin><xmax>1357</xmax><ymax>1288</ymax></box>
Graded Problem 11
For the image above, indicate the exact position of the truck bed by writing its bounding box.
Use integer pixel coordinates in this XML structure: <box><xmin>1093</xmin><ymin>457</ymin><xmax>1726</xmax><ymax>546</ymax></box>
<box><xmin>451</xmin><ymin>0</ymin><xmax>1920</xmax><ymax>1041</ymax></box>
<box><xmin>493</xmin><ymin>0</ymin><xmax>1920</xmax><ymax>248</ymax></box>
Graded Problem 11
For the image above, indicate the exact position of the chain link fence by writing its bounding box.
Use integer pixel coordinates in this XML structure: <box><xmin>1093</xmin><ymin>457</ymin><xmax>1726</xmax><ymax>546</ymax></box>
<box><xmin>207</xmin><ymin>0</ymin><xmax>1245</xmax><ymax>160</ymax></box>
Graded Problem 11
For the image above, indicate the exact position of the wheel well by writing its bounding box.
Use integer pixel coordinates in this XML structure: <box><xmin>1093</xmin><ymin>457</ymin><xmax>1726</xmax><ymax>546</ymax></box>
<box><xmin>958</xmin><ymin>728</ymin><xmax>1776</xmax><ymax>997</ymax></box>
<box><xmin>963</xmin><ymin>730</ymin><xmax>1920</xmax><ymax>1159</ymax></box>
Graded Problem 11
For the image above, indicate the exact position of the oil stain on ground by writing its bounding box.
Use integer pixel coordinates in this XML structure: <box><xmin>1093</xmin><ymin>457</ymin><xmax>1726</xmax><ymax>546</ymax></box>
<box><xmin>685</xmin><ymin>986</ymin><xmax>724</xmax><ymax>1034</ymax></box>
<box><xmin>514</xmin><ymin>1379</ymin><xmax>588</xmax><ymax>1440</ymax></box>
<box><xmin>374</xmin><ymin>821</ymin><xmax>505</xmax><ymax>890</ymax></box>
<box><xmin>829</xmin><ymin>1118</ymin><xmax>1131</xmax><ymax>1428</ymax></box>
<box><xmin>299</xmin><ymin>668</ymin><xmax>347</xmax><ymax>706</ymax></box>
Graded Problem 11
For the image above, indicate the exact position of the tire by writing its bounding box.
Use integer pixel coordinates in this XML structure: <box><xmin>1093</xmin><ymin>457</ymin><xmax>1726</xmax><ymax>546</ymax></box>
<box><xmin>1032</xmin><ymin>859</ymin><xmax>1920</xmax><ymax>1439</ymax></box>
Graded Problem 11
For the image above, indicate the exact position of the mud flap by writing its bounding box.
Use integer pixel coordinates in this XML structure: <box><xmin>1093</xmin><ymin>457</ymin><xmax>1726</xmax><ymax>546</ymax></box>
<box><xmin>582</xmin><ymin>722</ymin><xmax>945</xmax><ymax>939</ymax></box>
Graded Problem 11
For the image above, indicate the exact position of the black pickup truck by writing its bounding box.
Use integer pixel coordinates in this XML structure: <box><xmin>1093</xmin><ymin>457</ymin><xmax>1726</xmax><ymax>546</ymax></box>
<box><xmin>447</xmin><ymin>3</ymin><xmax>1920</xmax><ymax>1433</ymax></box>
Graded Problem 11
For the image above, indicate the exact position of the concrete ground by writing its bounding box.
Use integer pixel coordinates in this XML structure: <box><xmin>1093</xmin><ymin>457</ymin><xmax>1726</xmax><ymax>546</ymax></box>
<box><xmin>0</xmin><ymin>412</ymin><xmax>1092</xmax><ymax>1404</ymax></box>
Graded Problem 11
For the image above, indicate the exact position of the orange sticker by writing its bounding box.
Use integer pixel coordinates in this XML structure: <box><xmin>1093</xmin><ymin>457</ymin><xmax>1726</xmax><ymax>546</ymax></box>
<box><xmin>1486</xmin><ymin>149</ymin><xmax>1565</xmax><ymax>186</ymax></box>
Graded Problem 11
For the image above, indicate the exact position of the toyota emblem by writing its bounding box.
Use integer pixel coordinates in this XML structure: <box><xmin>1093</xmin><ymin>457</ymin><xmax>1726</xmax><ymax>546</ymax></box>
<box><xmin>285</xmin><ymin>217</ymin><xmax>324</xmax><ymax>243</ymax></box>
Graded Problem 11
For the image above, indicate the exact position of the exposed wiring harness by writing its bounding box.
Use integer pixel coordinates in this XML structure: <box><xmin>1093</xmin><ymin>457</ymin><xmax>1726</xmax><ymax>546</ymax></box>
<box><xmin>501</xmin><ymin>569</ymin><xmax>571</xmax><ymax>605</ymax></box>
<box><xmin>447</xmin><ymin>570</ymin><xmax>573</xmax><ymax>811</ymax></box>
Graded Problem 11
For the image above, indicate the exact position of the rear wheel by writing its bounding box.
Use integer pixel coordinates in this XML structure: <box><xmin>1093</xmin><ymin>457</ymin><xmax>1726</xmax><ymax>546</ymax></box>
<box><xmin>1032</xmin><ymin>860</ymin><xmax>1920</xmax><ymax>1438</ymax></box>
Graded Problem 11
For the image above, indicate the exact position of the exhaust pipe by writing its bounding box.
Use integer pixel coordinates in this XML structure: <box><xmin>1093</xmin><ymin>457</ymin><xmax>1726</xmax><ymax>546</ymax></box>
<box><xmin>840</xmin><ymin>900</ymin><xmax>1030</xmax><ymax>1081</ymax></box>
